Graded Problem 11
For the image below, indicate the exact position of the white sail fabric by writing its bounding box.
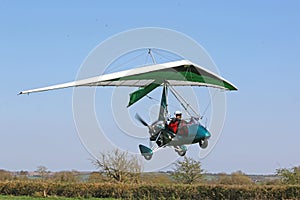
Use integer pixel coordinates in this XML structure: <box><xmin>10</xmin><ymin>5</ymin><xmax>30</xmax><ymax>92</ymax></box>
<box><xmin>19</xmin><ymin>60</ymin><xmax>237</xmax><ymax>95</ymax></box>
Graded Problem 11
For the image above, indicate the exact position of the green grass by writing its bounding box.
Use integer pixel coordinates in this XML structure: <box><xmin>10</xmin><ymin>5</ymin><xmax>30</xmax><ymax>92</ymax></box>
<box><xmin>0</xmin><ymin>195</ymin><xmax>116</xmax><ymax>200</ymax></box>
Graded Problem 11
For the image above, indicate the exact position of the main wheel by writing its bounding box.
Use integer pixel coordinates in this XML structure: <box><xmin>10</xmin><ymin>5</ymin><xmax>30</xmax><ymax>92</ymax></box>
<box><xmin>143</xmin><ymin>154</ymin><xmax>152</xmax><ymax>160</ymax></box>
<box><xmin>176</xmin><ymin>145</ymin><xmax>187</xmax><ymax>156</ymax></box>
<box><xmin>177</xmin><ymin>150</ymin><xmax>186</xmax><ymax>156</ymax></box>
<box><xmin>199</xmin><ymin>139</ymin><xmax>208</xmax><ymax>149</ymax></box>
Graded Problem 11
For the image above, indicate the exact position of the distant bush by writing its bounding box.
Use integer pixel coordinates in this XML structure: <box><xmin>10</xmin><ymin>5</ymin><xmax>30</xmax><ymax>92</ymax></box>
<box><xmin>1</xmin><ymin>181</ymin><xmax>300</xmax><ymax>199</ymax></box>
<box><xmin>218</xmin><ymin>171</ymin><xmax>253</xmax><ymax>185</ymax></box>
<box><xmin>87</xmin><ymin>172</ymin><xmax>105</xmax><ymax>183</ymax></box>
<box><xmin>0</xmin><ymin>170</ymin><xmax>13</xmax><ymax>181</ymax></box>
<box><xmin>51</xmin><ymin>171</ymin><xmax>79</xmax><ymax>183</ymax></box>
<box><xmin>141</xmin><ymin>172</ymin><xmax>174</xmax><ymax>184</ymax></box>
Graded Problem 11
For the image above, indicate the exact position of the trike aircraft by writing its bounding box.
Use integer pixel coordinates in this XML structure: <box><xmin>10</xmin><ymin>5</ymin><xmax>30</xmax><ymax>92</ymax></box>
<box><xmin>19</xmin><ymin>59</ymin><xmax>237</xmax><ymax>160</ymax></box>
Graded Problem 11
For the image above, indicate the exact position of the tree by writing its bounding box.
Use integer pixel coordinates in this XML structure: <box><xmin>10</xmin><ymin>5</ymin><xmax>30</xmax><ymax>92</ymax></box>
<box><xmin>172</xmin><ymin>156</ymin><xmax>204</xmax><ymax>184</ymax></box>
<box><xmin>277</xmin><ymin>166</ymin><xmax>300</xmax><ymax>185</ymax></box>
<box><xmin>92</xmin><ymin>149</ymin><xmax>143</xmax><ymax>183</ymax></box>
<box><xmin>35</xmin><ymin>166</ymin><xmax>50</xmax><ymax>180</ymax></box>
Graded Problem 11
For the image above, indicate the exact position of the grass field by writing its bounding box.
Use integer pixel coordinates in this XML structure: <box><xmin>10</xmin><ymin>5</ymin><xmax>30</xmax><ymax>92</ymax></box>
<box><xmin>0</xmin><ymin>196</ymin><xmax>116</xmax><ymax>200</ymax></box>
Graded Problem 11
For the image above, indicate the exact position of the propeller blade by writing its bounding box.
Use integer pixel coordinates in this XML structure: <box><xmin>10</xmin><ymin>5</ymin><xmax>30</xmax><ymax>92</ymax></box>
<box><xmin>135</xmin><ymin>113</ymin><xmax>159</xmax><ymax>136</ymax></box>
<box><xmin>135</xmin><ymin>113</ymin><xmax>149</xmax><ymax>127</ymax></box>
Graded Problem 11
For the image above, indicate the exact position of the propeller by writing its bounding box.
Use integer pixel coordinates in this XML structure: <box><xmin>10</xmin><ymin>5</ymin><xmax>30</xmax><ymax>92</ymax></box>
<box><xmin>135</xmin><ymin>113</ymin><xmax>150</xmax><ymax>128</ymax></box>
<box><xmin>135</xmin><ymin>113</ymin><xmax>162</xmax><ymax>128</ymax></box>
<box><xmin>135</xmin><ymin>113</ymin><xmax>162</xmax><ymax>136</ymax></box>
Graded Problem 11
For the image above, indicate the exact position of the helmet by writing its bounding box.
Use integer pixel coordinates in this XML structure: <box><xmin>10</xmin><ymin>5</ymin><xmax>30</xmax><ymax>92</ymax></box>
<box><xmin>174</xmin><ymin>110</ymin><xmax>182</xmax><ymax>115</ymax></box>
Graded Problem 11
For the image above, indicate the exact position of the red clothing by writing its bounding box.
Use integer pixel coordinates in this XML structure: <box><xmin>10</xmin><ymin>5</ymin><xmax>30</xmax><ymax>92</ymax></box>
<box><xmin>168</xmin><ymin>119</ymin><xmax>179</xmax><ymax>133</ymax></box>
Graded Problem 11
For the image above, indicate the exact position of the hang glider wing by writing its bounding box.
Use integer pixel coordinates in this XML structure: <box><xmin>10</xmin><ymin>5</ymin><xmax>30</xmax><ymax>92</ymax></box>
<box><xmin>19</xmin><ymin>60</ymin><xmax>237</xmax><ymax>106</ymax></box>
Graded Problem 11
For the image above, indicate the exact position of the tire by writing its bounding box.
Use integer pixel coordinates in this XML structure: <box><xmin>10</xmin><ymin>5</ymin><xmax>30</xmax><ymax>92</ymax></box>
<box><xmin>176</xmin><ymin>145</ymin><xmax>187</xmax><ymax>156</ymax></box>
<box><xmin>199</xmin><ymin>139</ymin><xmax>208</xmax><ymax>149</ymax></box>
<box><xmin>177</xmin><ymin>150</ymin><xmax>186</xmax><ymax>156</ymax></box>
<box><xmin>144</xmin><ymin>154</ymin><xmax>152</xmax><ymax>160</ymax></box>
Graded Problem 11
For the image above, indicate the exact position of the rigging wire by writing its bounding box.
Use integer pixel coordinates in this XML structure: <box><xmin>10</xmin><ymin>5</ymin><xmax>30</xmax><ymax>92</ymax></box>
<box><xmin>148</xmin><ymin>49</ymin><xmax>157</xmax><ymax>64</ymax></box>
<box><xmin>104</xmin><ymin>50</ymin><xmax>148</xmax><ymax>74</ymax></box>
<box><xmin>168</xmin><ymin>84</ymin><xmax>200</xmax><ymax>118</ymax></box>
<box><xmin>107</xmin><ymin>48</ymin><xmax>178</xmax><ymax>73</ymax></box>
<box><xmin>146</xmin><ymin>94</ymin><xmax>182</xmax><ymax>111</ymax></box>
<box><xmin>144</xmin><ymin>51</ymin><xmax>149</xmax><ymax>65</ymax></box>
<box><xmin>146</xmin><ymin>95</ymin><xmax>159</xmax><ymax>102</ymax></box>
<box><xmin>151</xmin><ymin>49</ymin><xmax>182</xmax><ymax>61</ymax></box>
<box><xmin>201</xmin><ymin>89</ymin><xmax>220</xmax><ymax>117</ymax></box>
<box><xmin>146</xmin><ymin>87</ymin><xmax>221</xmax><ymax>124</ymax></box>
<box><xmin>123</xmin><ymin>49</ymin><xmax>219</xmax><ymax>124</ymax></box>
<box><xmin>144</xmin><ymin>49</ymin><xmax>220</xmax><ymax>122</ymax></box>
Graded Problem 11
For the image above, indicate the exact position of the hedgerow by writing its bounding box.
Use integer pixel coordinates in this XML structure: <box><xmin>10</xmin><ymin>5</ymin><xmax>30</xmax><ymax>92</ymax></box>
<box><xmin>0</xmin><ymin>181</ymin><xmax>300</xmax><ymax>199</ymax></box>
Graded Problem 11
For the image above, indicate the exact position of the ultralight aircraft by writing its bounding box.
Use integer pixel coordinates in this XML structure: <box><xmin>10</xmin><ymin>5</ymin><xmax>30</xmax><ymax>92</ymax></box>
<box><xmin>19</xmin><ymin>59</ymin><xmax>237</xmax><ymax>160</ymax></box>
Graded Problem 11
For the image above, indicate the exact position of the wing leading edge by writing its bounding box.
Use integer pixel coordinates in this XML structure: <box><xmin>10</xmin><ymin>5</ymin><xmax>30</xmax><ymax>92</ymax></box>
<box><xmin>19</xmin><ymin>60</ymin><xmax>237</xmax><ymax>106</ymax></box>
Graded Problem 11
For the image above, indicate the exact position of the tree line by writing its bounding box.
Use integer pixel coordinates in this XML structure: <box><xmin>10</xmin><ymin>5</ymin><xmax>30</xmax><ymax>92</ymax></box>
<box><xmin>1</xmin><ymin>149</ymin><xmax>299</xmax><ymax>185</ymax></box>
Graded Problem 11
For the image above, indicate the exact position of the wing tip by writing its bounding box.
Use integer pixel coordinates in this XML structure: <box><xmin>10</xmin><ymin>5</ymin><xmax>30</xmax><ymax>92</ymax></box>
<box><xmin>18</xmin><ymin>91</ymin><xmax>30</xmax><ymax>95</ymax></box>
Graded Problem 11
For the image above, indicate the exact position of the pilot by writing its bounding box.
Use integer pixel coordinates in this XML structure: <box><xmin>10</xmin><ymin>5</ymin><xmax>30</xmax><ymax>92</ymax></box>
<box><xmin>168</xmin><ymin>111</ymin><xmax>187</xmax><ymax>135</ymax></box>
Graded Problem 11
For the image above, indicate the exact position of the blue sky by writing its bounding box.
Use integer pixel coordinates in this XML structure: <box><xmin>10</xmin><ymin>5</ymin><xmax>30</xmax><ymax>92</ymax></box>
<box><xmin>1</xmin><ymin>1</ymin><xmax>300</xmax><ymax>174</ymax></box>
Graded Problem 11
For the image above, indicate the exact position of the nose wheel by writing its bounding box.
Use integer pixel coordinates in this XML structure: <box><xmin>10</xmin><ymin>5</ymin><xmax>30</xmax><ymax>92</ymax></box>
<box><xmin>199</xmin><ymin>139</ymin><xmax>208</xmax><ymax>149</ymax></box>
<box><xmin>143</xmin><ymin>153</ymin><xmax>153</xmax><ymax>160</ymax></box>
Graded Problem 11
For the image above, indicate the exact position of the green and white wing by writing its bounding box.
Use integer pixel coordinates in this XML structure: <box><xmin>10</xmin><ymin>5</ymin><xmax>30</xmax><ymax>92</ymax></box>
<box><xmin>19</xmin><ymin>60</ymin><xmax>237</xmax><ymax>106</ymax></box>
